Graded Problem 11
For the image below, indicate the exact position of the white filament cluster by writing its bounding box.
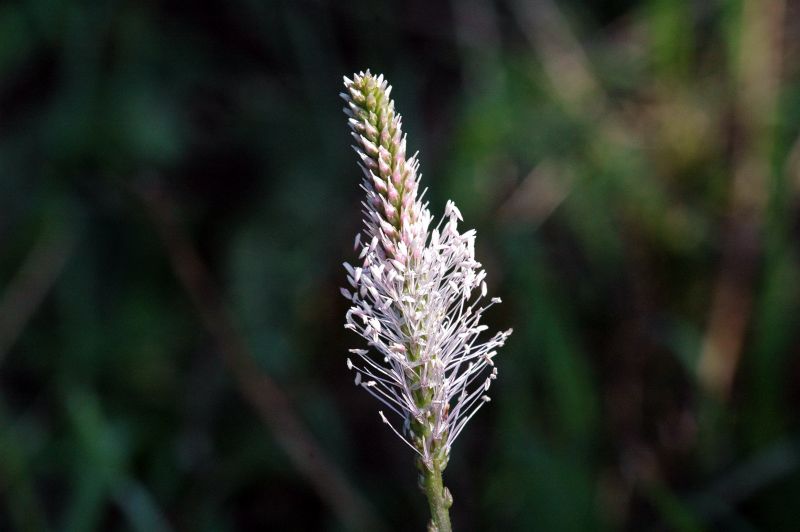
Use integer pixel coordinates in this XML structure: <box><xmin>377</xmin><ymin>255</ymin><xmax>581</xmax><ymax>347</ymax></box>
<box><xmin>340</xmin><ymin>71</ymin><xmax>512</xmax><ymax>468</ymax></box>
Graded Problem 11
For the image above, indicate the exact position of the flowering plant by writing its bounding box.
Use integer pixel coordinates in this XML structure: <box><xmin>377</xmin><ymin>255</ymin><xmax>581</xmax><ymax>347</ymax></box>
<box><xmin>340</xmin><ymin>71</ymin><xmax>511</xmax><ymax>531</ymax></box>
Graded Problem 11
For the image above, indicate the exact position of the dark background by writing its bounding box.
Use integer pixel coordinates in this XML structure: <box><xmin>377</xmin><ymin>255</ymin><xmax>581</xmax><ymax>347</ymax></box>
<box><xmin>2</xmin><ymin>0</ymin><xmax>800</xmax><ymax>530</ymax></box>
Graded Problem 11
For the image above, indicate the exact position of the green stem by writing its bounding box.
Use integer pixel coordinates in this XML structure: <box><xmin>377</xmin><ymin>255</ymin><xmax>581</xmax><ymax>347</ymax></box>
<box><xmin>421</xmin><ymin>462</ymin><xmax>452</xmax><ymax>532</ymax></box>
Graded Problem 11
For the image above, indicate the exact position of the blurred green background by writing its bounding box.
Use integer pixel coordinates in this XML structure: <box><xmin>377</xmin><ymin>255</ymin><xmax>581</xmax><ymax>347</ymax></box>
<box><xmin>2</xmin><ymin>0</ymin><xmax>799</xmax><ymax>530</ymax></box>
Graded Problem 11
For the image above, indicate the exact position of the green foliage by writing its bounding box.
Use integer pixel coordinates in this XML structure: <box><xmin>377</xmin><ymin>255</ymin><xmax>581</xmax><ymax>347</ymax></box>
<box><xmin>1</xmin><ymin>0</ymin><xmax>799</xmax><ymax>530</ymax></box>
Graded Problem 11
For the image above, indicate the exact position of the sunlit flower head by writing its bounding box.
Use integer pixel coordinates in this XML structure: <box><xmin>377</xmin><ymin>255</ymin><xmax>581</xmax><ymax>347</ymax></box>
<box><xmin>341</xmin><ymin>70</ymin><xmax>512</xmax><ymax>470</ymax></box>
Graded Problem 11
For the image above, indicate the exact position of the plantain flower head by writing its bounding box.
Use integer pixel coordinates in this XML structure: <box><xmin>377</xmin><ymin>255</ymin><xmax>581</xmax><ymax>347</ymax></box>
<box><xmin>340</xmin><ymin>70</ymin><xmax>512</xmax><ymax>470</ymax></box>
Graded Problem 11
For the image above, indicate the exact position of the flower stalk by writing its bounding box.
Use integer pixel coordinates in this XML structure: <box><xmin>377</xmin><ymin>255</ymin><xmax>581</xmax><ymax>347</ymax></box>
<box><xmin>340</xmin><ymin>70</ymin><xmax>511</xmax><ymax>530</ymax></box>
<box><xmin>421</xmin><ymin>461</ymin><xmax>452</xmax><ymax>532</ymax></box>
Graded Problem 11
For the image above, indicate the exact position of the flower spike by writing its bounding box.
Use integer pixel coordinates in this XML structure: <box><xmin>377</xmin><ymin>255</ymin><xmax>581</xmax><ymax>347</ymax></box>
<box><xmin>341</xmin><ymin>70</ymin><xmax>511</xmax><ymax>531</ymax></box>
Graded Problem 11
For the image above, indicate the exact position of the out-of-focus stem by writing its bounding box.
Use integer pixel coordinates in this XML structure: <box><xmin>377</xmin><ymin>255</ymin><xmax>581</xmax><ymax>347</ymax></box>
<box><xmin>697</xmin><ymin>0</ymin><xmax>784</xmax><ymax>398</ymax></box>
<box><xmin>421</xmin><ymin>462</ymin><xmax>452</xmax><ymax>532</ymax></box>
<box><xmin>134</xmin><ymin>182</ymin><xmax>386</xmax><ymax>532</ymax></box>
<box><xmin>0</xmin><ymin>227</ymin><xmax>76</xmax><ymax>366</ymax></box>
